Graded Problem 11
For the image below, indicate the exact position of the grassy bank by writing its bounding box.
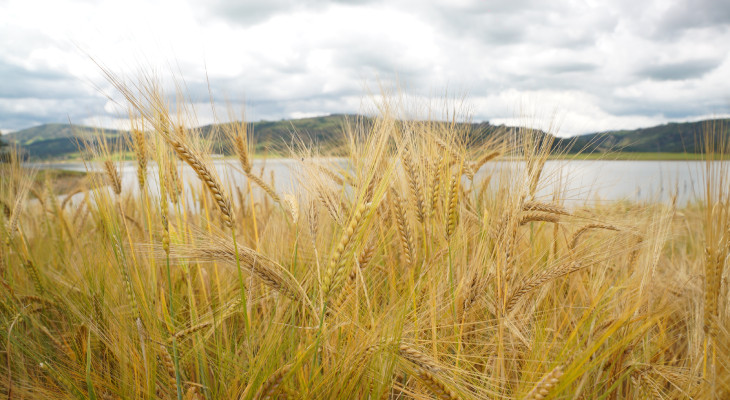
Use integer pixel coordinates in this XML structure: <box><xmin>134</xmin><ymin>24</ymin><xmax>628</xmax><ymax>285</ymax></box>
<box><xmin>1</xmin><ymin>80</ymin><xmax>728</xmax><ymax>399</ymax></box>
<box><xmin>554</xmin><ymin>151</ymin><xmax>730</xmax><ymax>161</ymax></box>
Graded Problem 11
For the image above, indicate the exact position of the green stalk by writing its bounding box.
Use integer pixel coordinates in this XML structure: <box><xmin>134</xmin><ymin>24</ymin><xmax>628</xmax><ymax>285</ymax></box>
<box><xmin>166</xmin><ymin>255</ymin><xmax>183</xmax><ymax>400</ymax></box>
<box><xmin>231</xmin><ymin>228</ymin><xmax>251</xmax><ymax>334</ymax></box>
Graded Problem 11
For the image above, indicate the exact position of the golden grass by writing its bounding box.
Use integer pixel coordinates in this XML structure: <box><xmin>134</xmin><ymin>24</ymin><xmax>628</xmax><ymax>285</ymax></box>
<box><xmin>0</xmin><ymin>77</ymin><xmax>729</xmax><ymax>399</ymax></box>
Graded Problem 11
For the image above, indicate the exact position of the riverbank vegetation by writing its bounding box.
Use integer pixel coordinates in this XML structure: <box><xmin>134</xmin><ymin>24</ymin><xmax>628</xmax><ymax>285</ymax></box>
<box><xmin>1</xmin><ymin>78</ymin><xmax>728</xmax><ymax>399</ymax></box>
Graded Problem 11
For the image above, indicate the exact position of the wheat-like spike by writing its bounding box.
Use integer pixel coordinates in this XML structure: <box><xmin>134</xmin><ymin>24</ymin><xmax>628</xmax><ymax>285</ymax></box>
<box><xmin>358</xmin><ymin>238</ymin><xmax>376</xmax><ymax>268</ymax></box>
<box><xmin>416</xmin><ymin>369</ymin><xmax>459</xmax><ymax>400</ymax></box>
<box><xmin>399</xmin><ymin>344</ymin><xmax>441</xmax><ymax>372</ymax></box>
<box><xmin>255</xmin><ymin>364</ymin><xmax>292</xmax><ymax>400</ymax></box>
<box><xmin>132</xmin><ymin>128</ymin><xmax>147</xmax><ymax>190</ymax></box>
<box><xmin>246</xmin><ymin>172</ymin><xmax>281</xmax><ymax>204</ymax></box>
<box><xmin>525</xmin><ymin>365</ymin><xmax>564</xmax><ymax>399</ymax></box>
<box><xmin>568</xmin><ymin>223</ymin><xmax>619</xmax><ymax>250</ymax></box>
<box><xmin>158</xmin><ymin>344</ymin><xmax>179</xmax><ymax>390</ymax></box>
<box><xmin>6</xmin><ymin>183</ymin><xmax>30</xmax><ymax>241</ymax></box>
<box><xmin>446</xmin><ymin>173</ymin><xmax>459</xmax><ymax>238</ymax></box>
<box><xmin>307</xmin><ymin>200</ymin><xmax>319</xmax><ymax>240</ymax></box>
<box><xmin>331</xmin><ymin>239</ymin><xmax>376</xmax><ymax>311</ymax></box>
<box><xmin>184</xmin><ymin>386</ymin><xmax>203</xmax><ymax>400</ymax></box>
<box><xmin>505</xmin><ymin>262</ymin><xmax>586</xmax><ymax>312</ymax></box>
<box><xmin>171</xmin><ymin>321</ymin><xmax>213</xmax><ymax>342</ymax></box>
<box><xmin>519</xmin><ymin>212</ymin><xmax>560</xmax><ymax>226</ymax></box>
<box><xmin>165</xmin><ymin>157</ymin><xmax>181</xmax><ymax>204</ymax></box>
<box><xmin>461</xmin><ymin>273</ymin><xmax>488</xmax><ymax>316</ymax></box>
<box><xmin>103</xmin><ymin>160</ymin><xmax>122</xmax><ymax>196</ymax></box>
<box><xmin>317</xmin><ymin>190</ymin><xmax>343</xmax><ymax>225</ymax></box>
<box><xmin>39</xmin><ymin>325</ymin><xmax>65</xmax><ymax>351</ymax></box>
<box><xmin>20</xmin><ymin>296</ymin><xmax>57</xmax><ymax>309</ymax></box>
<box><xmin>234</xmin><ymin>133</ymin><xmax>252</xmax><ymax>174</ymax></box>
<box><xmin>323</xmin><ymin>202</ymin><xmax>371</xmax><ymax>299</ymax></box>
<box><xmin>523</xmin><ymin>201</ymin><xmax>570</xmax><ymax>216</ymax></box>
<box><xmin>402</xmin><ymin>148</ymin><xmax>426</xmax><ymax>223</ymax></box>
<box><xmin>23</xmin><ymin>260</ymin><xmax>43</xmax><ymax>294</ymax></box>
<box><xmin>283</xmin><ymin>194</ymin><xmax>299</xmax><ymax>223</ymax></box>
<box><xmin>171</xmin><ymin>235</ymin><xmax>311</xmax><ymax>310</ymax></box>
<box><xmin>391</xmin><ymin>190</ymin><xmax>415</xmax><ymax>266</ymax></box>
<box><xmin>168</xmin><ymin>138</ymin><xmax>233</xmax><ymax>227</ymax></box>
<box><xmin>316</xmin><ymin>163</ymin><xmax>346</xmax><ymax>186</ymax></box>
<box><xmin>429</xmin><ymin>155</ymin><xmax>444</xmax><ymax>218</ymax></box>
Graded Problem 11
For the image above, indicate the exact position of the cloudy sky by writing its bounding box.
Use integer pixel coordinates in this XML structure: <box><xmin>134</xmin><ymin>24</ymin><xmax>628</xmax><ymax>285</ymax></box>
<box><xmin>1</xmin><ymin>0</ymin><xmax>729</xmax><ymax>136</ymax></box>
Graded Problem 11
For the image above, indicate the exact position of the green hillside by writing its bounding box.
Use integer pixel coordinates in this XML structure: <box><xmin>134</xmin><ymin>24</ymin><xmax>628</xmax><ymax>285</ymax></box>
<box><xmin>565</xmin><ymin>119</ymin><xmax>730</xmax><ymax>154</ymax></box>
<box><xmin>5</xmin><ymin>116</ymin><xmax>730</xmax><ymax>160</ymax></box>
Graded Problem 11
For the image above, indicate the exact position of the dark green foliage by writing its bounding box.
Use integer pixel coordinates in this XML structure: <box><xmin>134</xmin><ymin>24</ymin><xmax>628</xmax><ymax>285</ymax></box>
<box><xmin>562</xmin><ymin>119</ymin><xmax>730</xmax><ymax>154</ymax></box>
<box><xmin>7</xmin><ymin>117</ymin><xmax>730</xmax><ymax>160</ymax></box>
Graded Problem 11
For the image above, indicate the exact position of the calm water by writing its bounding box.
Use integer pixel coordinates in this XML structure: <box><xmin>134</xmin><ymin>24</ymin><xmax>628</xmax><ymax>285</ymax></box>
<box><xmin>29</xmin><ymin>159</ymin><xmax>718</xmax><ymax>206</ymax></box>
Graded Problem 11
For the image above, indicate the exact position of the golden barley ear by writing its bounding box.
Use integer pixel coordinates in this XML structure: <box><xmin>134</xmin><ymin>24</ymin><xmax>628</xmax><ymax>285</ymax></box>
<box><xmin>322</xmin><ymin>201</ymin><xmax>371</xmax><ymax>300</ymax></box>
<box><xmin>390</xmin><ymin>189</ymin><xmax>415</xmax><ymax>267</ymax></box>
<box><xmin>446</xmin><ymin>172</ymin><xmax>460</xmax><ymax>238</ymax></box>
<box><xmin>255</xmin><ymin>364</ymin><xmax>292</xmax><ymax>400</ymax></box>
<box><xmin>415</xmin><ymin>369</ymin><xmax>459</xmax><ymax>400</ymax></box>
<box><xmin>525</xmin><ymin>365</ymin><xmax>564</xmax><ymax>400</ymax></box>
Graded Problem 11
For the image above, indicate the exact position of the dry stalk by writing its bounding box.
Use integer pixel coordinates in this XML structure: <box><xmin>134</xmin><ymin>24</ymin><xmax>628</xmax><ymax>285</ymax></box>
<box><xmin>568</xmin><ymin>223</ymin><xmax>619</xmax><ymax>250</ymax></box>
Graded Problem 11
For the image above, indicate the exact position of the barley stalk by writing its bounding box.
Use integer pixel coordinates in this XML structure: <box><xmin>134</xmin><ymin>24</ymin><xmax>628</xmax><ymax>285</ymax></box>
<box><xmin>568</xmin><ymin>223</ymin><xmax>619</xmax><ymax>250</ymax></box>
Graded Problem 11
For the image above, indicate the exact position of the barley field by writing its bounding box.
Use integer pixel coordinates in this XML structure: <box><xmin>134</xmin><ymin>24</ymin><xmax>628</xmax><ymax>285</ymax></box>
<box><xmin>0</xmin><ymin>79</ymin><xmax>728</xmax><ymax>399</ymax></box>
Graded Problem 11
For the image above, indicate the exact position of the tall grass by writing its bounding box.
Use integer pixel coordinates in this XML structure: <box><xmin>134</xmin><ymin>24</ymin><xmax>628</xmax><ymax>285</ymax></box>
<box><xmin>0</xmin><ymin>78</ymin><xmax>728</xmax><ymax>399</ymax></box>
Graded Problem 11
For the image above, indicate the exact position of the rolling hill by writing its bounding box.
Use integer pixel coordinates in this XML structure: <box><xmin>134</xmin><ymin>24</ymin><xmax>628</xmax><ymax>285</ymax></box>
<box><xmin>3</xmin><ymin>116</ymin><xmax>729</xmax><ymax>160</ymax></box>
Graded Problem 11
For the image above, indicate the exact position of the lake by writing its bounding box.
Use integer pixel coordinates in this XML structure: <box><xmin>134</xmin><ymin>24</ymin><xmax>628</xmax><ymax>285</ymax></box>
<box><xmin>28</xmin><ymin>159</ymin><xmax>719</xmax><ymax>206</ymax></box>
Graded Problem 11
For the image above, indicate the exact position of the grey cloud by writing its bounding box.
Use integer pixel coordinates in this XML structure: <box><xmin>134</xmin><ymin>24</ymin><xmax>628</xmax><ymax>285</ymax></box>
<box><xmin>638</xmin><ymin>59</ymin><xmax>721</xmax><ymax>81</ymax></box>
<box><xmin>0</xmin><ymin>61</ymin><xmax>89</xmax><ymax>100</ymax></box>
<box><xmin>206</xmin><ymin>0</ymin><xmax>376</xmax><ymax>26</ymax></box>
<box><xmin>544</xmin><ymin>62</ymin><xmax>599</xmax><ymax>74</ymax></box>
<box><xmin>657</xmin><ymin>0</ymin><xmax>730</xmax><ymax>36</ymax></box>
<box><xmin>0</xmin><ymin>97</ymin><xmax>108</xmax><ymax>131</ymax></box>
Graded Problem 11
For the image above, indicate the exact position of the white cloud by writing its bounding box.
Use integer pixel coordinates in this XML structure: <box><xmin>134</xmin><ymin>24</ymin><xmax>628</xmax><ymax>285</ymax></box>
<box><xmin>0</xmin><ymin>0</ymin><xmax>729</xmax><ymax>136</ymax></box>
